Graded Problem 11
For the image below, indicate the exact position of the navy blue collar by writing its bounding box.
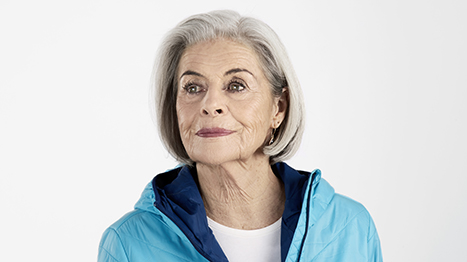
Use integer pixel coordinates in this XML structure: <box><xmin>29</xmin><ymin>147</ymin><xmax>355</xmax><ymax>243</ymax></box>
<box><xmin>152</xmin><ymin>162</ymin><xmax>312</xmax><ymax>262</ymax></box>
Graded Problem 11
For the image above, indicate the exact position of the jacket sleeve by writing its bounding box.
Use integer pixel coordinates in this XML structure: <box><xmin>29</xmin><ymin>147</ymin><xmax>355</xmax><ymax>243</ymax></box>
<box><xmin>98</xmin><ymin>228</ymin><xmax>129</xmax><ymax>262</ymax></box>
<box><xmin>367</xmin><ymin>217</ymin><xmax>383</xmax><ymax>262</ymax></box>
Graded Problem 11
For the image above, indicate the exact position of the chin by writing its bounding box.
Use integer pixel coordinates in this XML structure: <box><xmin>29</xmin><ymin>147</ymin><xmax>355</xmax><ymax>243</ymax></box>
<box><xmin>185</xmin><ymin>139</ymin><xmax>240</xmax><ymax>165</ymax></box>
<box><xmin>189</xmin><ymin>150</ymin><xmax>238</xmax><ymax>166</ymax></box>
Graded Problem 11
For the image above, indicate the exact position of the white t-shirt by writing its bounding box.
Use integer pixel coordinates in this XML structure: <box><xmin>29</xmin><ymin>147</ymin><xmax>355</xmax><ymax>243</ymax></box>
<box><xmin>207</xmin><ymin>217</ymin><xmax>282</xmax><ymax>262</ymax></box>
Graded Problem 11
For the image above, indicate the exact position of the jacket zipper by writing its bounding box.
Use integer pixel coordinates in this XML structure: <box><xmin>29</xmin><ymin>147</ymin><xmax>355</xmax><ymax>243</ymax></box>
<box><xmin>296</xmin><ymin>173</ymin><xmax>316</xmax><ymax>262</ymax></box>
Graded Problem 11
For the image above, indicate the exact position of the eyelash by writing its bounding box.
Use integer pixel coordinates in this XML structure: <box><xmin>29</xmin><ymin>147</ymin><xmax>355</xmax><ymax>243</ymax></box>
<box><xmin>181</xmin><ymin>79</ymin><xmax>247</xmax><ymax>94</ymax></box>
<box><xmin>226</xmin><ymin>79</ymin><xmax>246</xmax><ymax>92</ymax></box>
<box><xmin>182</xmin><ymin>81</ymin><xmax>203</xmax><ymax>94</ymax></box>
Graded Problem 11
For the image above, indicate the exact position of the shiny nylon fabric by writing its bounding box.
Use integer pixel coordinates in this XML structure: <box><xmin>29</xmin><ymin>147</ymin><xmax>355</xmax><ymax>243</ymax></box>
<box><xmin>98</xmin><ymin>162</ymin><xmax>382</xmax><ymax>261</ymax></box>
<box><xmin>152</xmin><ymin>166</ymin><xmax>228</xmax><ymax>261</ymax></box>
<box><xmin>149</xmin><ymin>163</ymin><xmax>312</xmax><ymax>261</ymax></box>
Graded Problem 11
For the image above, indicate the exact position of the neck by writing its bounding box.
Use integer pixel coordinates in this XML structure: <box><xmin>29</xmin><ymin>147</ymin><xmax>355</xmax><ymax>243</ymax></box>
<box><xmin>196</xmin><ymin>155</ymin><xmax>285</xmax><ymax>230</ymax></box>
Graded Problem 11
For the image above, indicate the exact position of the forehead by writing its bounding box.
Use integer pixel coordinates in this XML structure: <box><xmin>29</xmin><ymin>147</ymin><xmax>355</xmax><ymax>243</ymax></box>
<box><xmin>178</xmin><ymin>38</ymin><xmax>263</xmax><ymax>76</ymax></box>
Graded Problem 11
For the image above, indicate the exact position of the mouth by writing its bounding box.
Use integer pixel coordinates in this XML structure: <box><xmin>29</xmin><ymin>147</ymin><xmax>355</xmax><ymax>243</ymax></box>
<box><xmin>196</xmin><ymin>128</ymin><xmax>235</xmax><ymax>138</ymax></box>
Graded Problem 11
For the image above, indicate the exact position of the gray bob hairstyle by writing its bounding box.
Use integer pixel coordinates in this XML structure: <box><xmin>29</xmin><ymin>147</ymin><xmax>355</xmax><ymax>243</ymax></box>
<box><xmin>153</xmin><ymin>10</ymin><xmax>305</xmax><ymax>165</ymax></box>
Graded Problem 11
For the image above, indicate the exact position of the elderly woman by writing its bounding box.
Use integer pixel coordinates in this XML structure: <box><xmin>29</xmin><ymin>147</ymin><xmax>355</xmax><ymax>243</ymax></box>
<box><xmin>98</xmin><ymin>10</ymin><xmax>382</xmax><ymax>262</ymax></box>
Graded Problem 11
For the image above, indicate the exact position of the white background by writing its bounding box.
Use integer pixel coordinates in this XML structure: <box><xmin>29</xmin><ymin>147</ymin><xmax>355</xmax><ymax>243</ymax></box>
<box><xmin>1</xmin><ymin>0</ymin><xmax>466</xmax><ymax>261</ymax></box>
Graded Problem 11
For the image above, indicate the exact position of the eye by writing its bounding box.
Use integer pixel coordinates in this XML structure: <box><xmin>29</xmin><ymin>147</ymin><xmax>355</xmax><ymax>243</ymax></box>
<box><xmin>183</xmin><ymin>82</ymin><xmax>203</xmax><ymax>94</ymax></box>
<box><xmin>227</xmin><ymin>81</ymin><xmax>245</xmax><ymax>92</ymax></box>
<box><xmin>187</xmin><ymin>86</ymin><xmax>200</xmax><ymax>93</ymax></box>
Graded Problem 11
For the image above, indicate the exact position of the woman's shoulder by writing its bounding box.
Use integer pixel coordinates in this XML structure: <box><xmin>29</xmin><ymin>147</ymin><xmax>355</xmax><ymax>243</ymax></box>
<box><xmin>329</xmin><ymin>191</ymin><xmax>376</xmax><ymax>236</ymax></box>
<box><xmin>98</xmin><ymin>209</ymin><xmax>162</xmax><ymax>262</ymax></box>
<box><xmin>296</xmin><ymin>177</ymin><xmax>381</xmax><ymax>261</ymax></box>
<box><xmin>104</xmin><ymin>209</ymin><xmax>157</xmax><ymax>233</ymax></box>
<box><xmin>313</xmin><ymin>177</ymin><xmax>374</xmax><ymax>224</ymax></box>
<box><xmin>310</xmin><ymin>177</ymin><xmax>379</xmax><ymax>245</ymax></box>
<box><xmin>98</xmin><ymin>206</ymin><xmax>205</xmax><ymax>262</ymax></box>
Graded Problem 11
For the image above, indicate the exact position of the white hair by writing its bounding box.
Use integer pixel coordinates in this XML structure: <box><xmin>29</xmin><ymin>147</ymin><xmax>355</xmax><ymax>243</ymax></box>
<box><xmin>152</xmin><ymin>10</ymin><xmax>305</xmax><ymax>165</ymax></box>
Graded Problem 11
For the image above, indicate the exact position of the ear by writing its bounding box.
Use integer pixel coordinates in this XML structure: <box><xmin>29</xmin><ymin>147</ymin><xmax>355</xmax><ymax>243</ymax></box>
<box><xmin>271</xmin><ymin>87</ymin><xmax>288</xmax><ymax>128</ymax></box>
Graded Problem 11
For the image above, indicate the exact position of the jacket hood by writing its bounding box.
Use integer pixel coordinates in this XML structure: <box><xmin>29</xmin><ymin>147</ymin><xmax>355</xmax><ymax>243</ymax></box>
<box><xmin>133</xmin><ymin>162</ymin><xmax>333</xmax><ymax>262</ymax></box>
<box><xmin>134</xmin><ymin>162</ymin><xmax>328</xmax><ymax>214</ymax></box>
<box><xmin>100</xmin><ymin>163</ymin><xmax>382</xmax><ymax>262</ymax></box>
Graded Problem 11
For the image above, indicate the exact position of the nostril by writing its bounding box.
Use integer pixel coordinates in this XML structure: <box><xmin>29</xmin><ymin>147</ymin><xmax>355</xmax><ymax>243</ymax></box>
<box><xmin>203</xmin><ymin>109</ymin><xmax>209</xmax><ymax>115</ymax></box>
<box><xmin>216</xmin><ymin>109</ymin><xmax>223</xmax><ymax>114</ymax></box>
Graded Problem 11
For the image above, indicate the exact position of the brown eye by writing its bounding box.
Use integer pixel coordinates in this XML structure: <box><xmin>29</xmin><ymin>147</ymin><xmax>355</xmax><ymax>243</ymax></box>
<box><xmin>228</xmin><ymin>82</ymin><xmax>245</xmax><ymax>92</ymax></box>
<box><xmin>188</xmin><ymin>86</ymin><xmax>199</xmax><ymax>93</ymax></box>
<box><xmin>183</xmin><ymin>83</ymin><xmax>202</xmax><ymax>94</ymax></box>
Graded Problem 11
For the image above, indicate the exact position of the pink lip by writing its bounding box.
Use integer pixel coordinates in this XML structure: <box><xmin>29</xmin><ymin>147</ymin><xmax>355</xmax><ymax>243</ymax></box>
<box><xmin>196</xmin><ymin>128</ymin><xmax>234</xmax><ymax>138</ymax></box>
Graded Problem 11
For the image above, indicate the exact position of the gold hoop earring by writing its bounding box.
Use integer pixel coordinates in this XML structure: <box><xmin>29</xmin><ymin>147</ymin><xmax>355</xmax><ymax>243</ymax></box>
<box><xmin>269</xmin><ymin>128</ymin><xmax>276</xmax><ymax>145</ymax></box>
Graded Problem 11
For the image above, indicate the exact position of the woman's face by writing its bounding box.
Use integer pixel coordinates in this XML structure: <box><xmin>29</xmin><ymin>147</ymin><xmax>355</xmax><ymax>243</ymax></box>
<box><xmin>176</xmin><ymin>38</ymin><xmax>285</xmax><ymax>166</ymax></box>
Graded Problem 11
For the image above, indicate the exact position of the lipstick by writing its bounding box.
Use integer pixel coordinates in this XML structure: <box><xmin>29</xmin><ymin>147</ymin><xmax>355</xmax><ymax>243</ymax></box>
<box><xmin>196</xmin><ymin>128</ymin><xmax>234</xmax><ymax>138</ymax></box>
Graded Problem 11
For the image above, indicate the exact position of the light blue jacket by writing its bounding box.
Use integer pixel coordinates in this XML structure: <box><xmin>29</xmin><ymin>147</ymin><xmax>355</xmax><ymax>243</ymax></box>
<box><xmin>98</xmin><ymin>162</ymin><xmax>382</xmax><ymax>261</ymax></box>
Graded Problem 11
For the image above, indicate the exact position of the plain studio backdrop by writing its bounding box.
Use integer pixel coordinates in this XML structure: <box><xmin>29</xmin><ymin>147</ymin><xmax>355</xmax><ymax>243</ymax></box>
<box><xmin>1</xmin><ymin>0</ymin><xmax>466</xmax><ymax>261</ymax></box>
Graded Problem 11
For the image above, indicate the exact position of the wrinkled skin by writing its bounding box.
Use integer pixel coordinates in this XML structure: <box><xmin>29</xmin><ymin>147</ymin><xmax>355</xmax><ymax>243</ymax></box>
<box><xmin>176</xmin><ymin>38</ymin><xmax>288</xmax><ymax>229</ymax></box>
<box><xmin>176</xmin><ymin>38</ymin><xmax>286</xmax><ymax>167</ymax></box>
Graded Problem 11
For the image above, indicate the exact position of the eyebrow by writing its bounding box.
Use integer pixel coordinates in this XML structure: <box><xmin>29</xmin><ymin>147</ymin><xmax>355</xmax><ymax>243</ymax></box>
<box><xmin>179</xmin><ymin>68</ymin><xmax>255</xmax><ymax>80</ymax></box>
<box><xmin>180</xmin><ymin>70</ymin><xmax>203</xmax><ymax>79</ymax></box>
<box><xmin>224</xmin><ymin>68</ymin><xmax>254</xmax><ymax>77</ymax></box>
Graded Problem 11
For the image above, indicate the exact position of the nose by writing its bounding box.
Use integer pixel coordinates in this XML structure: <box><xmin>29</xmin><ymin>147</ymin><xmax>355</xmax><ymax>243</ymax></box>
<box><xmin>201</xmin><ymin>88</ymin><xmax>226</xmax><ymax>116</ymax></box>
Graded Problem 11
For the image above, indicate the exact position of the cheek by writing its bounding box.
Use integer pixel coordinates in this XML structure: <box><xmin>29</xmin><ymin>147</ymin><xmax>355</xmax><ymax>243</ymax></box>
<box><xmin>235</xmin><ymin>97</ymin><xmax>274</xmax><ymax>135</ymax></box>
<box><xmin>176</xmin><ymin>101</ymin><xmax>196</xmax><ymax>135</ymax></box>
